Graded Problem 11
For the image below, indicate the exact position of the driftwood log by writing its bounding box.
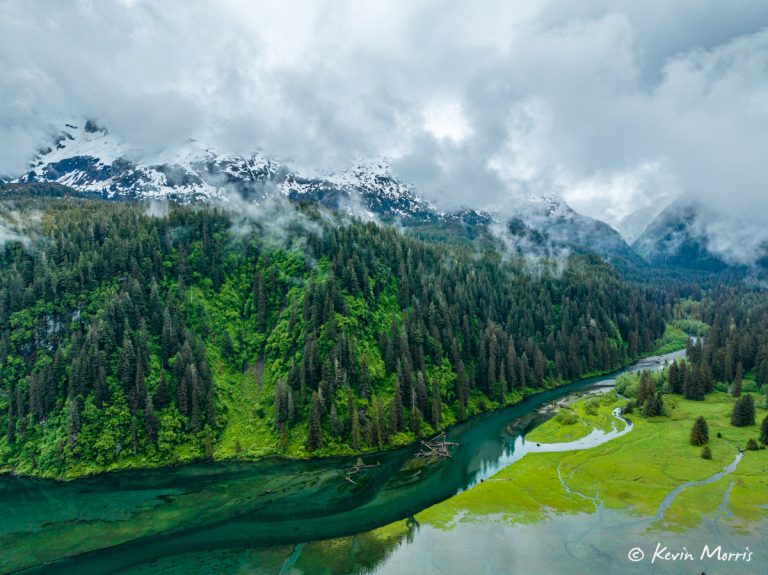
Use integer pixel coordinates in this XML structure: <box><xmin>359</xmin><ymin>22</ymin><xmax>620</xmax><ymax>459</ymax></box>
<box><xmin>344</xmin><ymin>457</ymin><xmax>381</xmax><ymax>484</ymax></box>
<box><xmin>415</xmin><ymin>434</ymin><xmax>459</xmax><ymax>463</ymax></box>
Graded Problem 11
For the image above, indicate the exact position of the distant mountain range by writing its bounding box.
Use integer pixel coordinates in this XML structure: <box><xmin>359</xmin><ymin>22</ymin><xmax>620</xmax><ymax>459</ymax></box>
<box><xmin>10</xmin><ymin>121</ymin><xmax>438</xmax><ymax>220</ymax></box>
<box><xmin>6</xmin><ymin>120</ymin><xmax>758</xmax><ymax>275</ymax></box>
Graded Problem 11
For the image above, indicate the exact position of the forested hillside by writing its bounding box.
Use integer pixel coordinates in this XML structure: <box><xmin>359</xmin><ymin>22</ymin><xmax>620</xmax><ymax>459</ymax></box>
<box><xmin>0</xmin><ymin>196</ymin><xmax>667</xmax><ymax>477</ymax></box>
<box><xmin>681</xmin><ymin>290</ymin><xmax>768</xmax><ymax>397</ymax></box>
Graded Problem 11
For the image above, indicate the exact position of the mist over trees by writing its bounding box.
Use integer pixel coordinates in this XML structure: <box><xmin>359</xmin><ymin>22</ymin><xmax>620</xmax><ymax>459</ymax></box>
<box><xmin>0</xmin><ymin>196</ymin><xmax>667</xmax><ymax>474</ymax></box>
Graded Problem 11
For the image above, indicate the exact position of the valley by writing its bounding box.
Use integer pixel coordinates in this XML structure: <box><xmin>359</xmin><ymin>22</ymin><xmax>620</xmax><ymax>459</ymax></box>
<box><xmin>3</xmin><ymin>3</ymin><xmax>768</xmax><ymax>574</ymax></box>
<box><xmin>0</xmin><ymin>351</ymin><xmax>688</xmax><ymax>573</ymax></box>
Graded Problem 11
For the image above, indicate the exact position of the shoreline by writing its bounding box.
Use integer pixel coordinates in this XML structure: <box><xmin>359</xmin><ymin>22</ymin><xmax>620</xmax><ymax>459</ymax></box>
<box><xmin>0</xmin><ymin>346</ymin><xmax>687</xmax><ymax>482</ymax></box>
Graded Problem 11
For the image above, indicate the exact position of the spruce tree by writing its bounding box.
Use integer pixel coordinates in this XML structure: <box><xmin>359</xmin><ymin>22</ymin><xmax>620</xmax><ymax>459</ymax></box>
<box><xmin>668</xmin><ymin>361</ymin><xmax>682</xmax><ymax>394</ymax></box>
<box><xmin>690</xmin><ymin>416</ymin><xmax>709</xmax><ymax>446</ymax></box>
<box><xmin>636</xmin><ymin>371</ymin><xmax>655</xmax><ymax>407</ymax></box>
<box><xmin>743</xmin><ymin>393</ymin><xmax>756</xmax><ymax>426</ymax></box>
<box><xmin>307</xmin><ymin>391</ymin><xmax>323</xmax><ymax>452</ymax></box>
<box><xmin>409</xmin><ymin>388</ymin><xmax>421</xmax><ymax>434</ymax></box>
<box><xmin>731</xmin><ymin>394</ymin><xmax>756</xmax><ymax>427</ymax></box>
<box><xmin>392</xmin><ymin>376</ymin><xmax>404</xmax><ymax>432</ymax></box>
<box><xmin>642</xmin><ymin>392</ymin><xmax>664</xmax><ymax>417</ymax></box>
<box><xmin>144</xmin><ymin>393</ymin><xmax>159</xmax><ymax>443</ymax></box>
<box><xmin>761</xmin><ymin>415</ymin><xmax>768</xmax><ymax>445</ymax></box>
<box><xmin>431</xmin><ymin>377</ymin><xmax>441</xmax><ymax>427</ymax></box>
<box><xmin>734</xmin><ymin>362</ymin><xmax>744</xmax><ymax>386</ymax></box>
<box><xmin>350</xmin><ymin>404</ymin><xmax>361</xmax><ymax>450</ymax></box>
<box><xmin>330</xmin><ymin>403</ymin><xmax>340</xmax><ymax>437</ymax></box>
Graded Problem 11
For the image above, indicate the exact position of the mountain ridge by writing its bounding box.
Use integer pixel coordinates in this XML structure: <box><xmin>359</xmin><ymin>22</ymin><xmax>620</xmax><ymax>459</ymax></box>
<box><xmin>633</xmin><ymin>197</ymin><xmax>768</xmax><ymax>273</ymax></box>
<box><xmin>10</xmin><ymin>121</ymin><xmax>643</xmax><ymax>268</ymax></box>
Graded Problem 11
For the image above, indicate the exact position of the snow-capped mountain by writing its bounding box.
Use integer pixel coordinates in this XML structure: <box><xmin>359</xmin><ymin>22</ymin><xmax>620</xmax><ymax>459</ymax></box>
<box><xmin>14</xmin><ymin>121</ymin><xmax>437</xmax><ymax>221</ymax></box>
<box><xmin>10</xmin><ymin>121</ymin><xmax>641</xmax><ymax>266</ymax></box>
<box><xmin>517</xmin><ymin>194</ymin><xmax>645</xmax><ymax>268</ymax></box>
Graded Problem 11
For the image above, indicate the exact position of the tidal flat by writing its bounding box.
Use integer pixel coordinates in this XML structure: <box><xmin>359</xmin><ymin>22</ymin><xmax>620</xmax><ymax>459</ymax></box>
<box><xmin>272</xmin><ymin>392</ymin><xmax>768</xmax><ymax>575</ymax></box>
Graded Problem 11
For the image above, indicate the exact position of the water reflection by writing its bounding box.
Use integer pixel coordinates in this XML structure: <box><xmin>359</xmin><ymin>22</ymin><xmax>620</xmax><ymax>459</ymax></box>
<box><xmin>356</xmin><ymin>511</ymin><xmax>765</xmax><ymax>575</ymax></box>
<box><xmin>115</xmin><ymin>510</ymin><xmax>766</xmax><ymax>575</ymax></box>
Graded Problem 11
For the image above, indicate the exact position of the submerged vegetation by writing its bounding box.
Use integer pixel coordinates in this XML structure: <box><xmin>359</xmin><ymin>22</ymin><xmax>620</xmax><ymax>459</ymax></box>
<box><xmin>0</xmin><ymin>197</ymin><xmax>667</xmax><ymax>477</ymax></box>
<box><xmin>269</xmin><ymin>386</ymin><xmax>768</xmax><ymax>575</ymax></box>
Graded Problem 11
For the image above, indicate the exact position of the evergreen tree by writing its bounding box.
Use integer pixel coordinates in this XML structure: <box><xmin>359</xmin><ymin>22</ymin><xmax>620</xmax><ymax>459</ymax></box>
<box><xmin>330</xmin><ymin>403</ymin><xmax>340</xmax><ymax>437</ymax></box>
<box><xmin>761</xmin><ymin>415</ymin><xmax>768</xmax><ymax>445</ymax></box>
<box><xmin>392</xmin><ymin>376</ymin><xmax>404</xmax><ymax>432</ymax></box>
<box><xmin>642</xmin><ymin>392</ymin><xmax>664</xmax><ymax>417</ymax></box>
<box><xmin>144</xmin><ymin>393</ymin><xmax>159</xmax><ymax>443</ymax></box>
<box><xmin>734</xmin><ymin>362</ymin><xmax>744</xmax><ymax>386</ymax></box>
<box><xmin>431</xmin><ymin>377</ymin><xmax>441</xmax><ymax>428</ymax></box>
<box><xmin>350</xmin><ymin>404</ymin><xmax>361</xmax><ymax>450</ymax></box>
<box><xmin>690</xmin><ymin>416</ymin><xmax>709</xmax><ymax>446</ymax></box>
<box><xmin>668</xmin><ymin>361</ymin><xmax>683</xmax><ymax>394</ymax></box>
<box><xmin>67</xmin><ymin>398</ymin><xmax>81</xmax><ymax>451</ymax></box>
<box><xmin>307</xmin><ymin>391</ymin><xmax>323</xmax><ymax>452</ymax></box>
<box><xmin>409</xmin><ymin>388</ymin><xmax>421</xmax><ymax>434</ymax></box>
<box><xmin>456</xmin><ymin>360</ymin><xmax>469</xmax><ymax>419</ymax></box>
<box><xmin>154</xmin><ymin>369</ymin><xmax>170</xmax><ymax>409</ymax></box>
<box><xmin>731</xmin><ymin>394</ymin><xmax>756</xmax><ymax>427</ymax></box>
<box><xmin>636</xmin><ymin>371</ymin><xmax>655</xmax><ymax>407</ymax></box>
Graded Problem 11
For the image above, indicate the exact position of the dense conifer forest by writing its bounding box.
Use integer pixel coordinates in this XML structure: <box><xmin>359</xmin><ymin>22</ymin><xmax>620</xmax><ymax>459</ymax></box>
<box><xmin>674</xmin><ymin>290</ymin><xmax>768</xmax><ymax>398</ymax></box>
<box><xmin>0</xmin><ymin>194</ymin><xmax>670</xmax><ymax>476</ymax></box>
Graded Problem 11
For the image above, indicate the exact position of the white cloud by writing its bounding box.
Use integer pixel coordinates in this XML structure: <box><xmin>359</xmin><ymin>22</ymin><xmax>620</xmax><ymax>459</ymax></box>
<box><xmin>423</xmin><ymin>101</ymin><xmax>471</xmax><ymax>144</ymax></box>
<box><xmin>1</xmin><ymin>0</ymin><xmax>768</xmax><ymax>264</ymax></box>
<box><xmin>561</xmin><ymin>162</ymin><xmax>679</xmax><ymax>231</ymax></box>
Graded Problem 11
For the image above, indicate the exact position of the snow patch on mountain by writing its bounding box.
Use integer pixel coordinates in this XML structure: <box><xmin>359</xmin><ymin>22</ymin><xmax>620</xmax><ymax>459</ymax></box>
<box><xmin>7</xmin><ymin>121</ymin><xmax>645</xmax><ymax>268</ymax></box>
<box><xmin>14</xmin><ymin>122</ymin><xmax>439</xmax><ymax>220</ymax></box>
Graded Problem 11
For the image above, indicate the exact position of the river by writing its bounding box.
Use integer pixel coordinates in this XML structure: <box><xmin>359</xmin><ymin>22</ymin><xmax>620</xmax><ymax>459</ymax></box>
<box><xmin>2</xmin><ymin>351</ymin><xmax>686</xmax><ymax>574</ymax></box>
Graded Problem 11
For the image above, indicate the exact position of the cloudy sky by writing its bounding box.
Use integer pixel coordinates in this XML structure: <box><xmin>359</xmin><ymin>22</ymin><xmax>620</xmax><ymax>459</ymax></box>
<box><xmin>2</xmin><ymin>0</ymin><xmax>768</xmax><ymax>239</ymax></box>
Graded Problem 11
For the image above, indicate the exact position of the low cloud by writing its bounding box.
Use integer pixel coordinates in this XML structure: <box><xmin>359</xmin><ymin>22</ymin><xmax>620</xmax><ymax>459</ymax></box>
<box><xmin>144</xmin><ymin>200</ymin><xmax>170</xmax><ymax>218</ymax></box>
<box><xmin>689</xmin><ymin>206</ymin><xmax>768</xmax><ymax>267</ymax></box>
<box><xmin>0</xmin><ymin>206</ymin><xmax>41</xmax><ymax>249</ymax></box>
<box><xmin>216</xmin><ymin>193</ymin><xmax>325</xmax><ymax>251</ymax></box>
<box><xmin>488</xmin><ymin>220</ymin><xmax>572</xmax><ymax>277</ymax></box>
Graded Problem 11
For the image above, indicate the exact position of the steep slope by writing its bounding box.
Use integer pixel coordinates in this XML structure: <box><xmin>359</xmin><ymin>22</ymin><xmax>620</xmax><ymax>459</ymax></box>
<box><xmin>0</xmin><ymin>196</ymin><xmax>666</xmax><ymax>478</ymax></box>
<box><xmin>518</xmin><ymin>195</ymin><xmax>646</xmax><ymax>270</ymax></box>
<box><xmin>633</xmin><ymin>199</ymin><xmax>731</xmax><ymax>272</ymax></box>
<box><xmin>615</xmin><ymin>203</ymin><xmax>670</xmax><ymax>245</ymax></box>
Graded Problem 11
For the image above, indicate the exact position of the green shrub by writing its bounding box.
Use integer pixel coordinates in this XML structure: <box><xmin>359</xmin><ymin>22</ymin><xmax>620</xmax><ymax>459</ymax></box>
<box><xmin>615</xmin><ymin>373</ymin><xmax>638</xmax><ymax>399</ymax></box>
<box><xmin>555</xmin><ymin>409</ymin><xmax>578</xmax><ymax>425</ymax></box>
<box><xmin>584</xmin><ymin>399</ymin><xmax>600</xmax><ymax>416</ymax></box>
